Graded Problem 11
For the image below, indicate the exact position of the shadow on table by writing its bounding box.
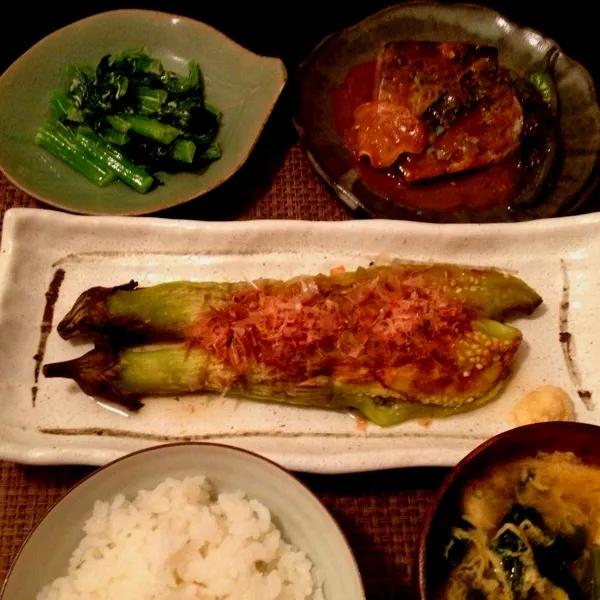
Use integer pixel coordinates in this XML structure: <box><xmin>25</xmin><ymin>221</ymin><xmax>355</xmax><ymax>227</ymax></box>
<box><xmin>19</xmin><ymin>463</ymin><xmax>95</xmax><ymax>491</ymax></box>
<box><xmin>299</xmin><ymin>466</ymin><xmax>448</xmax><ymax>599</ymax></box>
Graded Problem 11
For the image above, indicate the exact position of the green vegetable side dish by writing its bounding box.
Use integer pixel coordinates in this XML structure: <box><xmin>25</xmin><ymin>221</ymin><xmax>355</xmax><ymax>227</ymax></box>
<box><xmin>35</xmin><ymin>48</ymin><xmax>222</xmax><ymax>194</ymax></box>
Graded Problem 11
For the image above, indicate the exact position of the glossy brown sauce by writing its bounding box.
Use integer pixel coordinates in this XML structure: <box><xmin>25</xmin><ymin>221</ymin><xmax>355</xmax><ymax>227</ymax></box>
<box><xmin>332</xmin><ymin>61</ymin><xmax>523</xmax><ymax>213</ymax></box>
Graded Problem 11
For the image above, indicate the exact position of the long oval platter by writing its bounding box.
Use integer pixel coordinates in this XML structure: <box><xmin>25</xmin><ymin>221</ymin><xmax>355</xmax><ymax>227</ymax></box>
<box><xmin>0</xmin><ymin>208</ymin><xmax>598</xmax><ymax>472</ymax></box>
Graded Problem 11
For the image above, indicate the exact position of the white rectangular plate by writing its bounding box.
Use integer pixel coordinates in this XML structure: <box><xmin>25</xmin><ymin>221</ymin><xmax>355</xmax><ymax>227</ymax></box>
<box><xmin>0</xmin><ymin>208</ymin><xmax>599</xmax><ymax>473</ymax></box>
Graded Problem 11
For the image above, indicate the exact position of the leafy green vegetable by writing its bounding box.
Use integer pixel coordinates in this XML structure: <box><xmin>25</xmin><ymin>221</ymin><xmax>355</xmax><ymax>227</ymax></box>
<box><xmin>199</xmin><ymin>142</ymin><xmax>222</xmax><ymax>161</ymax></box>
<box><xmin>500</xmin><ymin>505</ymin><xmax>586</xmax><ymax>599</ymax></box>
<box><xmin>101</xmin><ymin>129</ymin><xmax>130</xmax><ymax>146</ymax></box>
<box><xmin>136</xmin><ymin>87</ymin><xmax>168</xmax><ymax>114</ymax></box>
<box><xmin>171</xmin><ymin>140</ymin><xmax>196</xmax><ymax>163</ymax></box>
<box><xmin>35</xmin><ymin>121</ymin><xmax>115</xmax><ymax>187</ymax></box>
<box><xmin>75</xmin><ymin>126</ymin><xmax>155</xmax><ymax>193</ymax></box>
<box><xmin>491</xmin><ymin>527</ymin><xmax>528</xmax><ymax>596</ymax></box>
<box><xmin>49</xmin><ymin>90</ymin><xmax>84</xmax><ymax>123</ymax></box>
<box><xmin>124</xmin><ymin>115</ymin><xmax>180</xmax><ymax>144</ymax></box>
<box><xmin>105</xmin><ymin>115</ymin><xmax>130</xmax><ymax>133</ymax></box>
<box><xmin>37</xmin><ymin>47</ymin><xmax>222</xmax><ymax>194</ymax></box>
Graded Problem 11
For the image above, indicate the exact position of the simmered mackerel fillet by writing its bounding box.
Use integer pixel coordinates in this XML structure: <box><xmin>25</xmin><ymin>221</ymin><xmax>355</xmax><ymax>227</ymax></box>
<box><xmin>352</xmin><ymin>41</ymin><xmax>499</xmax><ymax>168</ymax></box>
<box><xmin>375</xmin><ymin>42</ymin><xmax>498</xmax><ymax>117</ymax></box>
<box><xmin>398</xmin><ymin>66</ymin><xmax>524</xmax><ymax>183</ymax></box>
<box><xmin>45</xmin><ymin>264</ymin><xmax>542</xmax><ymax>426</ymax></box>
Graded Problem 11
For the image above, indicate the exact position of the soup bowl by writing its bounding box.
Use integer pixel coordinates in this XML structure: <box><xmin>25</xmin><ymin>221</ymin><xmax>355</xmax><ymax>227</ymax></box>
<box><xmin>416</xmin><ymin>421</ymin><xmax>600</xmax><ymax>599</ymax></box>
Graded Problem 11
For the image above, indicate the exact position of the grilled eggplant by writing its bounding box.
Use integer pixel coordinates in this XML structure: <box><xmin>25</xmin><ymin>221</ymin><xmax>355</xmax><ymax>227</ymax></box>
<box><xmin>56</xmin><ymin>264</ymin><xmax>542</xmax><ymax>343</ymax></box>
<box><xmin>45</xmin><ymin>263</ymin><xmax>541</xmax><ymax>425</ymax></box>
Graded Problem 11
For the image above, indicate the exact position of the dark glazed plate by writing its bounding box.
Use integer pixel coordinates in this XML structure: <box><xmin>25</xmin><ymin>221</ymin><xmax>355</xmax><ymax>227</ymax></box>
<box><xmin>416</xmin><ymin>422</ymin><xmax>600</xmax><ymax>599</ymax></box>
<box><xmin>295</xmin><ymin>2</ymin><xmax>600</xmax><ymax>223</ymax></box>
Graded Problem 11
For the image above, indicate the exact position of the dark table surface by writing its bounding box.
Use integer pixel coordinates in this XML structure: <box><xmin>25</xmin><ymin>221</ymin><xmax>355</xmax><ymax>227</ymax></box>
<box><xmin>4</xmin><ymin>1</ymin><xmax>599</xmax><ymax>86</ymax></box>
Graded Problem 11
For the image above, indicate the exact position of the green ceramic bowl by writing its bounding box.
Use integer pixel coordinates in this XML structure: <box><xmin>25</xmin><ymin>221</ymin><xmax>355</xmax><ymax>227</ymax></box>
<box><xmin>0</xmin><ymin>10</ymin><xmax>286</xmax><ymax>216</ymax></box>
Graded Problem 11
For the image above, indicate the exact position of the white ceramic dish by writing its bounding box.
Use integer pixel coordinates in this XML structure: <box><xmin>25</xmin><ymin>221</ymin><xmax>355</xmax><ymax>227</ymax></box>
<box><xmin>0</xmin><ymin>442</ymin><xmax>365</xmax><ymax>600</ymax></box>
<box><xmin>0</xmin><ymin>207</ymin><xmax>599</xmax><ymax>472</ymax></box>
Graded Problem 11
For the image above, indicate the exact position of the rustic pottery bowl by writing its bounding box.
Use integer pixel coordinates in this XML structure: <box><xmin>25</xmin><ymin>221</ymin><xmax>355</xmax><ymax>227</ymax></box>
<box><xmin>0</xmin><ymin>10</ymin><xmax>286</xmax><ymax>216</ymax></box>
<box><xmin>295</xmin><ymin>2</ymin><xmax>600</xmax><ymax>223</ymax></box>
<box><xmin>416</xmin><ymin>421</ymin><xmax>600</xmax><ymax>599</ymax></box>
<box><xmin>0</xmin><ymin>442</ymin><xmax>365</xmax><ymax>600</ymax></box>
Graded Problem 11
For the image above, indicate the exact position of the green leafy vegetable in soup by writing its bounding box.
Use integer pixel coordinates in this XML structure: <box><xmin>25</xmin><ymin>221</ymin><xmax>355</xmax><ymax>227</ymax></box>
<box><xmin>35</xmin><ymin>48</ymin><xmax>222</xmax><ymax>193</ymax></box>
<box><xmin>441</xmin><ymin>452</ymin><xmax>600</xmax><ymax>600</ymax></box>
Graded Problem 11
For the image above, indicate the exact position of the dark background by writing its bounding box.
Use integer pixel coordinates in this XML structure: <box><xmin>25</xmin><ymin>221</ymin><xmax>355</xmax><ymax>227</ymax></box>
<box><xmin>2</xmin><ymin>1</ymin><xmax>598</xmax><ymax>84</ymax></box>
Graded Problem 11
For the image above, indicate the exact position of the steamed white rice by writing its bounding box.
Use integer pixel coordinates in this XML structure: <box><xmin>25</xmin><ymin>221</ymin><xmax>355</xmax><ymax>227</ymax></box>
<box><xmin>37</xmin><ymin>476</ymin><xmax>324</xmax><ymax>600</ymax></box>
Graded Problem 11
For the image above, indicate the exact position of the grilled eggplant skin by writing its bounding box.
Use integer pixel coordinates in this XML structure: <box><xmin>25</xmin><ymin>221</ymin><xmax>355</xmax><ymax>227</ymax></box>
<box><xmin>47</xmin><ymin>263</ymin><xmax>541</xmax><ymax>425</ymax></box>
<box><xmin>56</xmin><ymin>263</ymin><xmax>543</xmax><ymax>343</ymax></box>
<box><xmin>43</xmin><ymin>320</ymin><xmax>518</xmax><ymax>426</ymax></box>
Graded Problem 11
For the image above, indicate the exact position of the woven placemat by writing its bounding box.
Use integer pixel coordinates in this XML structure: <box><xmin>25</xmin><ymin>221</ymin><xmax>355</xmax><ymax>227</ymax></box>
<box><xmin>0</xmin><ymin>142</ymin><xmax>352</xmax><ymax>223</ymax></box>
<box><xmin>0</xmin><ymin>142</ymin><xmax>444</xmax><ymax>598</ymax></box>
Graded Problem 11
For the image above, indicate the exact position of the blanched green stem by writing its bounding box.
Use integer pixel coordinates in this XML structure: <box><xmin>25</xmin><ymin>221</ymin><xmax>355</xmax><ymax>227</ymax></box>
<box><xmin>101</xmin><ymin>129</ymin><xmax>130</xmax><ymax>146</ymax></box>
<box><xmin>137</xmin><ymin>87</ymin><xmax>168</xmax><ymax>114</ymax></box>
<box><xmin>204</xmin><ymin>103</ymin><xmax>222</xmax><ymax>119</ymax></box>
<box><xmin>75</xmin><ymin>127</ymin><xmax>154</xmax><ymax>193</ymax></box>
<box><xmin>35</xmin><ymin>122</ymin><xmax>115</xmax><ymax>187</ymax></box>
<box><xmin>133</xmin><ymin>57</ymin><xmax>164</xmax><ymax>76</ymax></box>
<box><xmin>105</xmin><ymin>115</ymin><xmax>131</xmax><ymax>133</ymax></box>
<box><xmin>199</xmin><ymin>142</ymin><xmax>222</xmax><ymax>161</ymax></box>
<box><xmin>186</xmin><ymin>59</ymin><xmax>201</xmax><ymax>91</ymax></box>
<box><xmin>171</xmin><ymin>140</ymin><xmax>196</xmax><ymax>163</ymax></box>
<box><xmin>192</xmin><ymin>134</ymin><xmax>212</xmax><ymax>147</ymax></box>
<box><xmin>163</xmin><ymin>60</ymin><xmax>202</xmax><ymax>94</ymax></box>
<box><xmin>124</xmin><ymin>115</ymin><xmax>180</xmax><ymax>144</ymax></box>
<box><xmin>50</xmin><ymin>90</ymin><xmax>83</xmax><ymax>122</ymax></box>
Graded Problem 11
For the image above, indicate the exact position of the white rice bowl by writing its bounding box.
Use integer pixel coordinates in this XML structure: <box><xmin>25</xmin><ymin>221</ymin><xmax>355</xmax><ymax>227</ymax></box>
<box><xmin>36</xmin><ymin>476</ymin><xmax>324</xmax><ymax>600</ymax></box>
